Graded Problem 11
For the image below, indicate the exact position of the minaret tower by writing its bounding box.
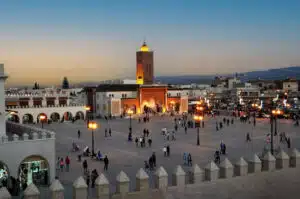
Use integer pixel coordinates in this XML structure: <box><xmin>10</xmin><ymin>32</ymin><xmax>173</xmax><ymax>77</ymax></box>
<box><xmin>0</xmin><ymin>64</ymin><xmax>8</xmax><ymax>135</ymax></box>
<box><xmin>136</xmin><ymin>41</ymin><xmax>154</xmax><ymax>85</ymax></box>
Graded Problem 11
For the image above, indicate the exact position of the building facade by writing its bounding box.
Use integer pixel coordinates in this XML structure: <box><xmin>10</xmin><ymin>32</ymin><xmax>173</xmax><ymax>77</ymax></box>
<box><xmin>5</xmin><ymin>88</ymin><xmax>86</xmax><ymax>124</ymax></box>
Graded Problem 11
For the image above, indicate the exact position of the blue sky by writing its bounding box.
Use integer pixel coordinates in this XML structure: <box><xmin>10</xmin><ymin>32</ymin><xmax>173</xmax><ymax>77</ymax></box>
<box><xmin>0</xmin><ymin>0</ymin><xmax>300</xmax><ymax>85</ymax></box>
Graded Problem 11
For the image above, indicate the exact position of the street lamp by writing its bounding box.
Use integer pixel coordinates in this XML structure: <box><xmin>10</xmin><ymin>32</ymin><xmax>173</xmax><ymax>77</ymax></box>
<box><xmin>39</xmin><ymin>115</ymin><xmax>46</xmax><ymax>128</ymax></box>
<box><xmin>88</xmin><ymin>121</ymin><xmax>98</xmax><ymax>157</ymax></box>
<box><xmin>194</xmin><ymin>115</ymin><xmax>203</xmax><ymax>146</ymax></box>
<box><xmin>85</xmin><ymin>106</ymin><xmax>91</xmax><ymax>127</ymax></box>
<box><xmin>270</xmin><ymin>109</ymin><xmax>283</xmax><ymax>155</ymax></box>
<box><xmin>127</xmin><ymin>109</ymin><xmax>133</xmax><ymax>133</ymax></box>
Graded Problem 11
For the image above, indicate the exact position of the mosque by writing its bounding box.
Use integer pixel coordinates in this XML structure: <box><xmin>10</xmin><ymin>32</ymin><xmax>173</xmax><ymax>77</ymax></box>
<box><xmin>84</xmin><ymin>41</ymin><xmax>189</xmax><ymax>117</ymax></box>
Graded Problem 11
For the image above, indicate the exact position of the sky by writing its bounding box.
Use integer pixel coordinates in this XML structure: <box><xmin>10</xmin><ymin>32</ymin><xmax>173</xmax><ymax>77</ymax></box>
<box><xmin>0</xmin><ymin>0</ymin><xmax>300</xmax><ymax>86</ymax></box>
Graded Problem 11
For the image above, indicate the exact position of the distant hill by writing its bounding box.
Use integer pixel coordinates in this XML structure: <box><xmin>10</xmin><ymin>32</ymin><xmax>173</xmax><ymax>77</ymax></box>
<box><xmin>155</xmin><ymin>66</ymin><xmax>300</xmax><ymax>84</ymax></box>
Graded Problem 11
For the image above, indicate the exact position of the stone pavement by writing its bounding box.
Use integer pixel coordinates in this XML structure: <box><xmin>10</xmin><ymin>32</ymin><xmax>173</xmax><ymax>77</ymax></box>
<box><xmin>32</xmin><ymin>114</ymin><xmax>300</xmax><ymax>198</ymax></box>
<box><xmin>168</xmin><ymin>167</ymin><xmax>300</xmax><ymax>199</ymax></box>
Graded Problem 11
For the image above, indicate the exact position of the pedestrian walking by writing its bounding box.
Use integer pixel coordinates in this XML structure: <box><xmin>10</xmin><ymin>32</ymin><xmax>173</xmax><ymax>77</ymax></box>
<box><xmin>105</xmin><ymin>128</ymin><xmax>107</xmax><ymax>137</ymax></box>
<box><xmin>187</xmin><ymin>153</ymin><xmax>192</xmax><ymax>166</ymax></box>
<box><xmin>65</xmin><ymin>156</ymin><xmax>70</xmax><ymax>172</ymax></box>
<box><xmin>59</xmin><ymin>158</ymin><xmax>64</xmax><ymax>172</ymax></box>
<box><xmin>83</xmin><ymin>160</ymin><xmax>88</xmax><ymax>172</ymax></box>
<box><xmin>78</xmin><ymin>130</ymin><xmax>81</xmax><ymax>138</ymax></box>
<box><xmin>85</xmin><ymin>170</ymin><xmax>90</xmax><ymax>187</ymax></box>
<box><xmin>246</xmin><ymin>133</ymin><xmax>251</xmax><ymax>142</ymax></box>
<box><xmin>109</xmin><ymin>128</ymin><xmax>112</xmax><ymax>136</ymax></box>
<box><xmin>152</xmin><ymin>152</ymin><xmax>156</xmax><ymax>167</ymax></box>
<box><xmin>135</xmin><ymin>137</ymin><xmax>139</xmax><ymax>147</ymax></box>
<box><xmin>166</xmin><ymin>145</ymin><xmax>170</xmax><ymax>157</ymax></box>
<box><xmin>184</xmin><ymin>126</ymin><xmax>187</xmax><ymax>134</ymax></box>
<box><xmin>104</xmin><ymin>156</ymin><xmax>109</xmax><ymax>171</ymax></box>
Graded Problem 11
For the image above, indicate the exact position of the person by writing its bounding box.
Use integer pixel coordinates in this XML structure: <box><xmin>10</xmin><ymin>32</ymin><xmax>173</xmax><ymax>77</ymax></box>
<box><xmin>163</xmin><ymin>146</ymin><xmax>167</xmax><ymax>157</ymax></box>
<box><xmin>187</xmin><ymin>153</ymin><xmax>192</xmax><ymax>166</ymax></box>
<box><xmin>287</xmin><ymin>137</ymin><xmax>291</xmax><ymax>149</ymax></box>
<box><xmin>214</xmin><ymin>150</ymin><xmax>220</xmax><ymax>164</ymax></box>
<box><xmin>148</xmin><ymin>138</ymin><xmax>152</xmax><ymax>147</ymax></box>
<box><xmin>72</xmin><ymin>142</ymin><xmax>79</xmax><ymax>152</ymax></box>
<box><xmin>78</xmin><ymin>130</ymin><xmax>81</xmax><ymax>138</ymax></box>
<box><xmin>83</xmin><ymin>160</ymin><xmax>88</xmax><ymax>172</ymax></box>
<box><xmin>109</xmin><ymin>128</ymin><xmax>112</xmax><ymax>136</ymax></box>
<box><xmin>96</xmin><ymin>151</ymin><xmax>103</xmax><ymax>161</ymax></box>
<box><xmin>104</xmin><ymin>156</ymin><xmax>109</xmax><ymax>171</ymax></box>
<box><xmin>56</xmin><ymin>157</ymin><xmax>60</xmax><ymax>170</ymax></box>
<box><xmin>91</xmin><ymin>169</ymin><xmax>99</xmax><ymax>188</ymax></box>
<box><xmin>231</xmin><ymin>118</ymin><xmax>234</xmax><ymax>124</ymax></box>
<box><xmin>65</xmin><ymin>156</ymin><xmax>70</xmax><ymax>172</ymax></box>
<box><xmin>246</xmin><ymin>133</ymin><xmax>251</xmax><ymax>142</ymax></box>
<box><xmin>172</xmin><ymin>131</ymin><xmax>176</xmax><ymax>141</ymax></box>
<box><xmin>135</xmin><ymin>137</ymin><xmax>139</xmax><ymax>147</ymax></box>
<box><xmin>183</xmin><ymin>152</ymin><xmax>187</xmax><ymax>165</ymax></box>
<box><xmin>85</xmin><ymin>170</ymin><xmax>90</xmax><ymax>187</ymax></box>
<box><xmin>149</xmin><ymin>156</ymin><xmax>153</xmax><ymax>170</ymax></box>
<box><xmin>83</xmin><ymin>146</ymin><xmax>90</xmax><ymax>156</ymax></box>
<box><xmin>152</xmin><ymin>152</ymin><xmax>156</xmax><ymax>167</ymax></box>
<box><xmin>128</xmin><ymin>132</ymin><xmax>132</xmax><ymax>141</ymax></box>
<box><xmin>59</xmin><ymin>158</ymin><xmax>64</xmax><ymax>172</ymax></box>
<box><xmin>184</xmin><ymin>126</ymin><xmax>187</xmax><ymax>134</ymax></box>
<box><xmin>166</xmin><ymin>145</ymin><xmax>170</xmax><ymax>157</ymax></box>
<box><xmin>105</xmin><ymin>128</ymin><xmax>107</xmax><ymax>137</ymax></box>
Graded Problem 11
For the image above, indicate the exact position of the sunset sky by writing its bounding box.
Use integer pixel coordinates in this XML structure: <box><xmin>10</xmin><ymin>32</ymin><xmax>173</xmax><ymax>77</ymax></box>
<box><xmin>0</xmin><ymin>0</ymin><xmax>300</xmax><ymax>86</ymax></box>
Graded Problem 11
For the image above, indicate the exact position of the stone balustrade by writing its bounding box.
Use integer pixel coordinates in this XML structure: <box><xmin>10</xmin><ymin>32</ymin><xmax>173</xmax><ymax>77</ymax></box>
<box><xmin>0</xmin><ymin>149</ymin><xmax>299</xmax><ymax>199</ymax></box>
<box><xmin>4</xmin><ymin>121</ymin><xmax>55</xmax><ymax>141</ymax></box>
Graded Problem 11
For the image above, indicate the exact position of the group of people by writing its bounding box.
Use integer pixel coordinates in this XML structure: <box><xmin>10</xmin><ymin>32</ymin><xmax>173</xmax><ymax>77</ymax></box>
<box><xmin>144</xmin><ymin>152</ymin><xmax>157</xmax><ymax>170</ymax></box>
<box><xmin>57</xmin><ymin>156</ymin><xmax>70</xmax><ymax>172</ymax></box>
<box><xmin>183</xmin><ymin>152</ymin><xmax>192</xmax><ymax>166</ymax></box>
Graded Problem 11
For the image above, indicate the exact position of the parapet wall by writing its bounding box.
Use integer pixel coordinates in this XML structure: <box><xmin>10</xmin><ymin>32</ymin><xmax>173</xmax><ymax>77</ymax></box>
<box><xmin>6</xmin><ymin>121</ymin><xmax>55</xmax><ymax>138</ymax></box>
<box><xmin>1</xmin><ymin>148</ymin><xmax>299</xmax><ymax>199</ymax></box>
<box><xmin>0</xmin><ymin>121</ymin><xmax>56</xmax><ymax>185</ymax></box>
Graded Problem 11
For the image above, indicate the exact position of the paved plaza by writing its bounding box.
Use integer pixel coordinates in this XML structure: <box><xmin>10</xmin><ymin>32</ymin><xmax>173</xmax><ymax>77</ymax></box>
<box><xmin>37</xmin><ymin>114</ymin><xmax>300</xmax><ymax>197</ymax></box>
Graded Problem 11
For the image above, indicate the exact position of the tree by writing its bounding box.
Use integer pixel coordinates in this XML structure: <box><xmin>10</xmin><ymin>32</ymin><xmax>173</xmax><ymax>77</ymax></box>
<box><xmin>33</xmin><ymin>82</ymin><xmax>39</xmax><ymax>90</ymax></box>
<box><xmin>62</xmin><ymin>77</ymin><xmax>70</xmax><ymax>89</ymax></box>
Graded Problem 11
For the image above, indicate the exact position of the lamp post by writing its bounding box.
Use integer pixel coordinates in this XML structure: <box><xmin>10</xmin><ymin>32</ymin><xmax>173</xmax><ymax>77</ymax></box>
<box><xmin>194</xmin><ymin>115</ymin><xmax>203</xmax><ymax>146</ymax></box>
<box><xmin>88</xmin><ymin>121</ymin><xmax>98</xmax><ymax>157</ymax></box>
<box><xmin>270</xmin><ymin>109</ymin><xmax>282</xmax><ymax>155</ymax></box>
<box><xmin>196</xmin><ymin>106</ymin><xmax>204</xmax><ymax>127</ymax></box>
<box><xmin>127</xmin><ymin>109</ymin><xmax>133</xmax><ymax>133</ymax></box>
<box><xmin>85</xmin><ymin>106</ymin><xmax>91</xmax><ymax>127</ymax></box>
<box><xmin>39</xmin><ymin>115</ymin><xmax>46</xmax><ymax>129</ymax></box>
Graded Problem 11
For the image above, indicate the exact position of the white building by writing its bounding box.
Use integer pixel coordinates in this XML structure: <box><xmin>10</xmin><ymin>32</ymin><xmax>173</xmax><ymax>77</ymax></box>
<box><xmin>0</xmin><ymin>64</ymin><xmax>56</xmax><ymax>191</ymax></box>
<box><xmin>5</xmin><ymin>87</ymin><xmax>86</xmax><ymax>124</ymax></box>
<box><xmin>283</xmin><ymin>79</ymin><xmax>298</xmax><ymax>92</ymax></box>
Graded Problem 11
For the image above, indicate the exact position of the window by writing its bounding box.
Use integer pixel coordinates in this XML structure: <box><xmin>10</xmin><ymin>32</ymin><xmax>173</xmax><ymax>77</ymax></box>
<box><xmin>96</xmin><ymin>104</ymin><xmax>99</xmax><ymax>110</ymax></box>
<box><xmin>177</xmin><ymin>93</ymin><xmax>181</xmax><ymax>97</ymax></box>
<box><xmin>288</xmin><ymin>85</ymin><xmax>290</xmax><ymax>88</ymax></box>
<box><xmin>167</xmin><ymin>93</ymin><xmax>171</xmax><ymax>97</ymax></box>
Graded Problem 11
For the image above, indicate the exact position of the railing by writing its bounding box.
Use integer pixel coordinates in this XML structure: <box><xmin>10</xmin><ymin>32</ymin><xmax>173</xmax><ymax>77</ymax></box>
<box><xmin>6</xmin><ymin>104</ymin><xmax>85</xmax><ymax>109</ymax></box>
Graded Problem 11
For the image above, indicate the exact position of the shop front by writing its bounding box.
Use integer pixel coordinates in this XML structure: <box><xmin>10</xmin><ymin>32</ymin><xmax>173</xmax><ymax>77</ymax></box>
<box><xmin>19</xmin><ymin>156</ymin><xmax>49</xmax><ymax>188</ymax></box>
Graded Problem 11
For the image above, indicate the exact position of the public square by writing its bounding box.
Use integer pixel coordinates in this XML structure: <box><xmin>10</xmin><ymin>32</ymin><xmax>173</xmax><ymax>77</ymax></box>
<box><xmin>34</xmin><ymin>113</ymin><xmax>300</xmax><ymax>197</ymax></box>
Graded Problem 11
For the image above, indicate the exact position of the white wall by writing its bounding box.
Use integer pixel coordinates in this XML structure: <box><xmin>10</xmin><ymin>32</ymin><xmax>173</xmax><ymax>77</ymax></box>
<box><xmin>0</xmin><ymin>137</ymin><xmax>55</xmax><ymax>183</ymax></box>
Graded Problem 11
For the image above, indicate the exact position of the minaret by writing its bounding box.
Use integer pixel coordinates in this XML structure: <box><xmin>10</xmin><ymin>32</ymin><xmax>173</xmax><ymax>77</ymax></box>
<box><xmin>136</xmin><ymin>41</ymin><xmax>154</xmax><ymax>85</ymax></box>
<box><xmin>0</xmin><ymin>64</ymin><xmax>8</xmax><ymax>135</ymax></box>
